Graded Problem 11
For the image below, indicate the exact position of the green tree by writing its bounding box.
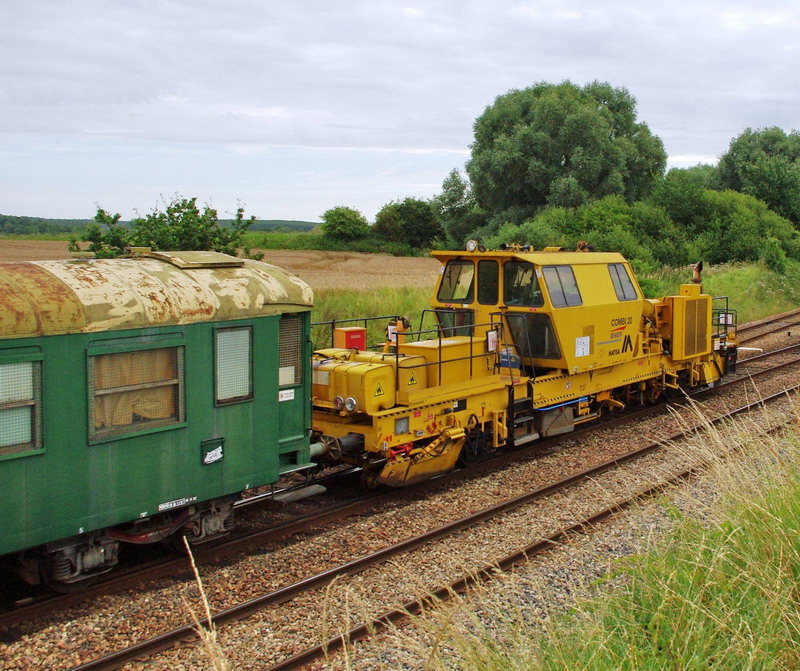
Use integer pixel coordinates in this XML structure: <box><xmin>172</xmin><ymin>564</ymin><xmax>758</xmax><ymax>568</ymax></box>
<box><xmin>80</xmin><ymin>209</ymin><xmax>131</xmax><ymax>258</ymax></box>
<box><xmin>649</xmin><ymin>168</ymin><xmax>711</xmax><ymax>230</ymax></box>
<box><xmin>467</xmin><ymin>80</ymin><xmax>666</xmax><ymax>228</ymax></box>
<box><xmin>487</xmin><ymin>195</ymin><xmax>691</xmax><ymax>269</ymax></box>
<box><xmin>374</xmin><ymin>197</ymin><xmax>442</xmax><ymax>248</ymax></box>
<box><xmin>79</xmin><ymin>196</ymin><xmax>256</xmax><ymax>257</ymax></box>
<box><xmin>321</xmin><ymin>205</ymin><xmax>370</xmax><ymax>240</ymax></box>
<box><xmin>715</xmin><ymin>127</ymin><xmax>800</xmax><ymax>225</ymax></box>
<box><xmin>694</xmin><ymin>189</ymin><xmax>800</xmax><ymax>265</ymax></box>
<box><xmin>430</xmin><ymin>169</ymin><xmax>486</xmax><ymax>246</ymax></box>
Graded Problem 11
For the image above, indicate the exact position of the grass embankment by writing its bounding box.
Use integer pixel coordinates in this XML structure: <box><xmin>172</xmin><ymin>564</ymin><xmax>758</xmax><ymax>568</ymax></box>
<box><xmin>398</xmin><ymin>411</ymin><xmax>800</xmax><ymax>669</ymax></box>
<box><xmin>312</xmin><ymin>262</ymin><xmax>800</xmax><ymax>342</ymax></box>
<box><xmin>642</xmin><ymin>261</ymin><xmax>800</xmax><ymax>322</ymax></box>
<box><xmin>311</xmin><ymin>286</ymin><xmax>432</xmax><ymax>349</ymax></box>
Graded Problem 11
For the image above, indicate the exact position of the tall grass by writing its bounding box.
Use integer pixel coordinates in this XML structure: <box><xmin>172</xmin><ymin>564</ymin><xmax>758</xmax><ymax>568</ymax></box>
<box><xmin>405</xmin><ymin>407</ymin><xmax>800</xmax><ymax>670</ymax></box>
<box><xmin>311</xmin><ymin>286</ymin><xmax>432</xmax><ymax>349</ymax></box>
<box><xmin>182</xmin><ymin>537</ymin><xmax>231</xmax><ymax>670</ymax></box>
<box><xmin>641</xmin><ymin>260</ymin><xmax>800</xmax><ymax>321</ymax></box>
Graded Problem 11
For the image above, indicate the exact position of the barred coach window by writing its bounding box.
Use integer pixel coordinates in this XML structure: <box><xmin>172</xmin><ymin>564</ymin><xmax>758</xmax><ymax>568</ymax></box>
<box><xmin>89</xmin><ymin>346</ymin><xmax>184</xmax><ymax>440</ymax></box>
<box><xmin>279</xmin><ymin>316</ymin><xmax>302</xmax><ymax>386</ymax></box>
<box><xmin>0</xmin><ymin>360</ymin><xmax>42</xmax><ymax>456</ymax></box>
<box><xmin>215</xmin><ymin>327</ymin><xmax>253</xmax><ymax>404</ymax></box>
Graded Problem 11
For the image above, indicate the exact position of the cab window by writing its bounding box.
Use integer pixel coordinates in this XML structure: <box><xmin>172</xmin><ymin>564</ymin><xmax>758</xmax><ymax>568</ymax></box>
<box><xmin>543</xmin><ymin>266</ymin><xmax>582</xmax><ymax>307</ymax></box>
<box><xmin>503</xmin><ymin>261</ymin><xmax>543</xmax><ymax>307</ymax></box>
<box><xmin>477</xmin><ymin>260</ymin><xmax>499</xmax><ymax>305</ymax></box>
<box><xmin>437</xmin><ymin>260</ymin><xmax>474</xmax><ymax>303</ymax></box>
<box><xmin>506</xmin><ymin>313</ymin><xmax>561</xmax><ymax>359</ymax></box>
<box><xmin>435</xmin><ymin>308</ymin><xmax>474</xmax><ymax>337</ymax></box>
<box><xmin>609</xmin><ymin>263</ymin><xmax>638</xmax><ymax>301</ymax></box>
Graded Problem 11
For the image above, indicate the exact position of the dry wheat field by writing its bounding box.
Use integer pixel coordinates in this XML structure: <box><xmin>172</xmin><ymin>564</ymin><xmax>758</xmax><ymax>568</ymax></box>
<box><xmin>0</xmin><ymin>240</ymin><xmax>440</xmax><ymax>290</ymax></box>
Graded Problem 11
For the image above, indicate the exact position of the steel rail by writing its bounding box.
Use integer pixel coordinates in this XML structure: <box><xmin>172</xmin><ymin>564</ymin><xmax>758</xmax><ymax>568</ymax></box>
<box><xmin>267</xmin><ymin>383</ymin><xmax>800</xmax><ymax>671</ymax></box>
<box><xmin>4</xmin><ymin>338</ymin><xmax>799</xmax><ymax>631</ymax></box>
<box><xmin>72</xmin><ymin>376</ymin><xmax>800</xmax><ymax>671</ymax></box>
<box><xmin>737</xmin><ymin>307</ymin><xmax>800</xmax><ymax>340</ymax></box>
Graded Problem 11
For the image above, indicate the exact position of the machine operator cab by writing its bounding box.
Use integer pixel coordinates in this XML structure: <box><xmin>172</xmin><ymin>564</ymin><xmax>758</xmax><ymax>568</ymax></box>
<box><xmin>431</xmin><ymin>242</ymin><xmax>647</xmax><ymax>377</ymax></box>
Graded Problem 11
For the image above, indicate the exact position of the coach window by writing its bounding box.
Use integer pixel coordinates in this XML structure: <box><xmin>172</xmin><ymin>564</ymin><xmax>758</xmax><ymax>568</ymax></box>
<box><xmin>215</xmin><ymin>327</ymin><xmax>253</xmax><ymax>404</ymax></box>
<box><xmin>437</xmin><ymin>260</ymin><xmax>474</xmax><ymax>303</ymax></box>
<box><xmin>609</xmin><ymin>263</ymin><xmax>639</xmax><ymax>301</ymax></box>
<box><xmin>279</xmin><ymin>316</ymin><xmax>303</xmax><ymax>387</ymax></box>
<box><xmin>503</xmin><ymin>260</ymin><xmax>543</xmax><ymax>307</ymax></box>
<box><xmin>477</xmin><ymin>260</ymin><xmax>499</xmax><ymax>305</ymax></box>
<box><xmin>543</xmin><ymin>266</ymin><xmax>582</xmax><ymax>307</ymax></box>
<box><xmin>89</xmin><ymin>346</ymin><xmax>185</xmax><ymax>441</ymax></box>
<box><xmin>0</xmin><ymin>359</ymin><xmax>42</xmax><ymax>457</ymax></box>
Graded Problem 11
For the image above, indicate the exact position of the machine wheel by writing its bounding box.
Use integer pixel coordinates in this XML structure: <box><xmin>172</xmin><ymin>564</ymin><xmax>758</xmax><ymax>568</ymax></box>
<box><xmin>457</xmin><ymin>432</ymin><xmax>482</xmax><ymax>467</ymax></box>
<box><xmin>360</xmin><ymin>468</ymin><xmax>380</xmax><ymax>489</ymax></box>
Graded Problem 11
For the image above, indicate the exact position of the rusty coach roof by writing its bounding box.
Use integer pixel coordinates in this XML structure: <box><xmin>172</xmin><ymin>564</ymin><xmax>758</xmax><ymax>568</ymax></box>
<box><xmin>0</xmin><ymin>251</ymin><xmax>313</xmax><ymax>339</ymax></box>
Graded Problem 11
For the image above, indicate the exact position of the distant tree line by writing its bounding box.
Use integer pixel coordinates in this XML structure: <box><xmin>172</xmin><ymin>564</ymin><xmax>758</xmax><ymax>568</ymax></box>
<box><xmin>0</xmin><ymin>215</ymin><xmax>90</xmax><ymax>235</ymax></box>
<box><xmin>16</xmin><ymin>79</ymin><xmax>800</xmax><ymax>270</ymax></box>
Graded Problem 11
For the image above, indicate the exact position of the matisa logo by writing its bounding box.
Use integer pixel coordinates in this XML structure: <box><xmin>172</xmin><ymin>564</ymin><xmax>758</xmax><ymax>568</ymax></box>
<box><xmin>622</xmin><ymin>334</ymin><xmax>633</xmax><ymax>353</ymax></box>
<box><xmin>600</xmin><ymin>317</ymin><xmax>634</xmax><ymax>355</ymax></box>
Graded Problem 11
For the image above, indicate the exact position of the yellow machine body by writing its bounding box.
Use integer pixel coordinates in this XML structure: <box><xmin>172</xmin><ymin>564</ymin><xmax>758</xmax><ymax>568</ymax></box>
<box><xmin>311</xmin><ymin>245</ymin><xmax>738</xmax><ymax>487</ymax></box>
<box><xmin>396</xmin><ymin>336</ymin><xmax>493</xmax><ymax>386</ymax></box>
<box><xmin>312</xmin><ymin>358</ymin><xmax>397</xmax><ymax>415</ymax></box>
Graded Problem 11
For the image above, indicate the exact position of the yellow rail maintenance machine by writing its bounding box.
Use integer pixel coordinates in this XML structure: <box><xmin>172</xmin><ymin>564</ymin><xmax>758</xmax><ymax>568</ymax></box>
<box><xmin>311</xmin><ymin>242</ymin><xmax>738</xmax><ymax>487</ymax></box>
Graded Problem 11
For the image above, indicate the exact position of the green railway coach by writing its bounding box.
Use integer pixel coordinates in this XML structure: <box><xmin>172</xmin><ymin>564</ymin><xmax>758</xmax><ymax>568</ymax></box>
<box><xmin>0</xmin><ymin>250</ymin><xmax>314</xmax><ymax>587</ymax></box>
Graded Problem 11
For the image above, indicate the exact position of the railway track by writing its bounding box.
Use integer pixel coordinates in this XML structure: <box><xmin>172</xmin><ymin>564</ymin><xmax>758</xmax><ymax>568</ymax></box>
<box><xmin>272</xmin><ymin>390</ymin><xmax>797</xmax><ymax>671</ymax></box>
<box><xmin>72</xmin><ymin>361</ymin><xmax>800</xmax><ymax>670</ymax></box>
<box><xmin>4</xmin><ymin>332</ymin><xmax>798</xmax><ymax>633</ymax></box>
<box><xmin>26</xmin><ymin>336</ymin><xmax>797</xmax><ymax>669</ymax></box>
<box><xmin>1</xmin><ymin>316</ymin><xmax>787</xmax><ymax>622</ymax></box>
<box><xmin>736</xmin><ymin>306</ymin><xmax>800</xmax><ymax>342</ymax></box>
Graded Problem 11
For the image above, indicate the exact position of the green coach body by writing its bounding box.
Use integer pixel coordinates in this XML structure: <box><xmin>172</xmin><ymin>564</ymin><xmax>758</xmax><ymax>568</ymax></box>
<box><xmin>0</xmin><ymin>251</ymin><xmax>313</xmax><ymax>585</ymax></box>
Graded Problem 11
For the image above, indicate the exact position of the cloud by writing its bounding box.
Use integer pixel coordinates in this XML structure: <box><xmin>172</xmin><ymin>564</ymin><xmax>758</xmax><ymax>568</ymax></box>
<box><xmin>1</xmin><ymin>0</ymin><xmax>798</xmax><ymax>219</ymax></box>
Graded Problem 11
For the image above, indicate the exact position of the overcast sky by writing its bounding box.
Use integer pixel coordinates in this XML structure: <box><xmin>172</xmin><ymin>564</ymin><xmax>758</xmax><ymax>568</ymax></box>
<box><xmin>1</xmin><ymin>1</ymin><xmax>798</xmax><ymax>222</ymax></box>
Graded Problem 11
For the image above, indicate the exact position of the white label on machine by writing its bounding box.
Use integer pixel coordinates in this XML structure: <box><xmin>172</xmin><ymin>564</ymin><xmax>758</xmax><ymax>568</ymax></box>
<box><xmin>575</xmin><ymin>336</ymin><xmax>591</xmax><ymax>358</ymax></box>
<box><xmin>279</xmin><ymin>389</ymin><xmax>295</xmax><ymax>402</ymax></box>
<box><xmin>486</xmin><ymin>329</ymin><xmax>498</xmax><ymax>352</ymax></box>
<box><xmin>387</xmin><ymin>324</ymin><xmax>398</xmax><ymax>342</ymax></box>
<box><xmin>312</xmin><ymin>369</ymin><xmax>330</xmax><ymax>385</ymax></box>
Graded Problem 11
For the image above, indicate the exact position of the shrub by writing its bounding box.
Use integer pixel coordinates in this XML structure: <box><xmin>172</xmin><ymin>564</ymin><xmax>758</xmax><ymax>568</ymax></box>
<box><xmin>321</xmin><ymin>206</ymin><xmax>370</xmax><ymax>240</ymax></box>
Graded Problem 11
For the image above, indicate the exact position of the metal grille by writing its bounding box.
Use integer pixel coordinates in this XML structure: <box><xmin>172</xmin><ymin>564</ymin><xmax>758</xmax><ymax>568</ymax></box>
<box><xmin>90</xmin><ymin>346</ymin><xmax>184</xmax><ymax>440</ymax></box>
<box><xmin>0</xmin><ymin>360</ymin><xmax>42</xmax><ymax>455</ymax></box>
<box><xmin>279</xmin><ymin>316</ymin><xmax>302</xmax><ymax>386</ymax></box>
<box><xmin>216</xmin><ymin>327</ymin><xmax>253</xmax><ymax>403</ymax></box>
<box><xmin>683</xmin><ymin>298</ymin><xmax>708</xmax><ymax>357</ymax></box>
